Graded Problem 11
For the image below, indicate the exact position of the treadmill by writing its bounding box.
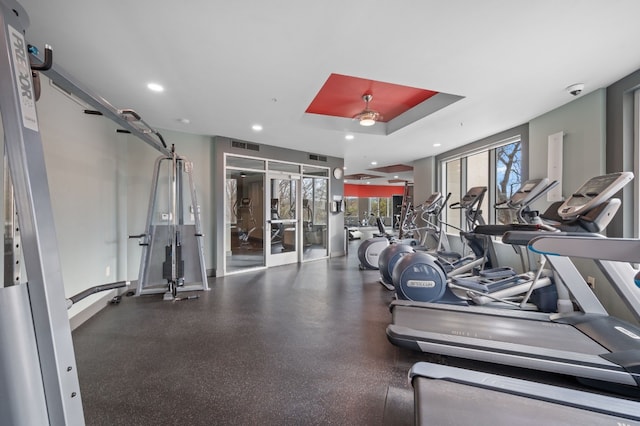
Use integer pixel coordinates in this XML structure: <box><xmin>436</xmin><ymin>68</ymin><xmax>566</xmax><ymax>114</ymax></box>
<box><xmin>408</xmin><ymin>362</ymin><xmax>640</xmax><ymax>425</ymax></box>
<box><xmin>387</xmin><ymin>172</ymin><xmax>640</xmax><ymax>391</ymax></box>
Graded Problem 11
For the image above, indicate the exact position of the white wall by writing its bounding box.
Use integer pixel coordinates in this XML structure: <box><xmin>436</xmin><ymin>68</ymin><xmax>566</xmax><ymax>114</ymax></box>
<box><xmin>34</xmin><ymin>78</ymin><xmax>215</xmax><ymax>325</ymax></box>
<box><xmin>36</xmin><ymin>78</ymin><xmax>122</xmax><ymax>321</ymax></box>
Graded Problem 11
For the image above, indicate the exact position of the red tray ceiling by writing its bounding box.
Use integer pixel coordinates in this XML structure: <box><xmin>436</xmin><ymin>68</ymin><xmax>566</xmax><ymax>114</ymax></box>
<box><xmin>306</xmin><ymin>73</ymin><xmax>438</xmax><ymax>122</ymax></box>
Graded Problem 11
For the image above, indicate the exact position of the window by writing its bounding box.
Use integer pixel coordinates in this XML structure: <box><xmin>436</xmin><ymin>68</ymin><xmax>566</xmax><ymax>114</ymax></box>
<box><xmin>496</xmin><ymin>141</ymin><xmax>522</xmax><ymax>224</ymax></box>
<box><xmin>466</xmin><ymin>151</ymin><xmax>489</xmax><ymax>225</ymax></box>
<box><xmin>441</xmin><ymin>137</ymin><xmax>524</xmax><ymax>229</ymax></box>
<box><xmin>635</xmin><ymin>89</ymin><xmax>640</xmax><ymax>238</ymax></box>
<box><xmin>444</xmin><ymin>159</ymin><xmax>461</xmax><ymax>230</ymax></box>
<box><xmin>344</xmin><ymin>197</ymin><xmax>359</xmax><ymax>226</ymax></box>
<box><xmin>368</xmin><ymin>197</ymin><xmax>382</xmax><ymax>217</ymax></box>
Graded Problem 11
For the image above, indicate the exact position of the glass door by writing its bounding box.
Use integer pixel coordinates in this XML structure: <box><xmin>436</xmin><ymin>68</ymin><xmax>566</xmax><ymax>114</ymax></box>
<box><xmin>302</xmin><ymin>175</ymin><xmax>328</xmax><ymax>261</ymax></box>
<box><xmin>224</xmin><ymin>157</ymin><xmax>266</xmax><ymax>274</ymax></box>
<box><xmin>267</xmin><ymin>172</ymin><xmax>299</xmax><ymax>266</ymax></box>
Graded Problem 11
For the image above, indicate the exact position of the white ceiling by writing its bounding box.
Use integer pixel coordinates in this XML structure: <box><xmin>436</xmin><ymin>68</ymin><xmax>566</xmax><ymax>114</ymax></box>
<box><xmin>16</xmin><ymin>0</ymin><xmax>640</xmax><ymax>182</ymax></box>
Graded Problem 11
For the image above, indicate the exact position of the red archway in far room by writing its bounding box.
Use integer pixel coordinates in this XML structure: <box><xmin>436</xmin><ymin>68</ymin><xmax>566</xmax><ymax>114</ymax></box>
<box><xmin>344</xmin><ymin>183</ymin><xmax>405</xmax><ymax>198</ymax></box>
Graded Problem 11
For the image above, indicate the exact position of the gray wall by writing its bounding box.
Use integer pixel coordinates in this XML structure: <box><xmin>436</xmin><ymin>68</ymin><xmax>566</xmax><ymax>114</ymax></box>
<box><xmin>413</xmin><ymin>156</ymin><xmax>436</xmax><ymax>204</ymax></box>
<box><xmin>529</xmin><ymin>89</ymin><xmax>606</xmax><ymax>212</ymax></box>
<box><xmin>606</xmin><ymin>68</ymin><xmax>640</xmax><ymax>238</ymax></box>
<box><xmin>528</xmin><ymin>89</ymin><xmax>637</xmax><ymax>323</ymax></box>
<box><xmin>418</xmin><ymin>88</ymin><xmax>636</xmax><ymax>323</ymax></box>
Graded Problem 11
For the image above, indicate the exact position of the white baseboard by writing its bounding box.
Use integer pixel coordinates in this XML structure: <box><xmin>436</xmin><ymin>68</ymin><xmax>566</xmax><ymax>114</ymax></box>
<box><xmin>68</xmin><ymin>289</ymin><xmax>118</xmax><ymax>331</ymax></box>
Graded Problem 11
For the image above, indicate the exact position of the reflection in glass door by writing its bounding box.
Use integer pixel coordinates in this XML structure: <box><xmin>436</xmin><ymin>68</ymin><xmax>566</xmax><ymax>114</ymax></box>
<box><xmin>225</xmin><ymin>169</ymin><xmax>265</xmax><ymax>273</ymax></box>
<box><xmin>302</xmin><ymin>176</ymin><xmax>328</xmax><ymax>261</ymax></box>
<box><xmin>267</xmin><ymin>174</ymin><xmax>298</xmax><ymax>266</ymax></box>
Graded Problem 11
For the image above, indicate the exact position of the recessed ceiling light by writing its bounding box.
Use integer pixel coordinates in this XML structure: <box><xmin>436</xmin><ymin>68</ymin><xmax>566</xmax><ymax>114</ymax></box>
<box><xmin>371</xmin><ymin>161</ymin><xmax>377</xmax><ymax>165</ymax></box>
<box><xmin>147</xmin><ymin>83</ymin><xmax>164</xmax><ymax>92</ymax></box>
<box><xmin>394</xmin><ymin>175</ymin><xmax>399</xmax><ymax>179</ymax></box>
<box><xmin>345</xmin><ymin>134</ymin><xmax>354</xmax><ymax>141</ymax></box>
<box><xmin>252</xmin><ymin>124</ymin><xmax>263</xmax><ymax>131</ymax></box>
<box><xmin>366</xmin><ymin>181</ymin><xmax>371</xmax><ymax>184</ymax></box>
<box><xmin>433</xmin><ymin>143</ymin><xmax>441</xmax><ymax>147</ymax></box>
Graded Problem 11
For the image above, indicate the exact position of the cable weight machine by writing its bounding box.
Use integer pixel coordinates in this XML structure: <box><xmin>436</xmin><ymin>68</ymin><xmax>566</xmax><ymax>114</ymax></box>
<box><xmin>130</xmin><ymin>145</ymin><xmax>209</xmax><ymax>300</ymax></box>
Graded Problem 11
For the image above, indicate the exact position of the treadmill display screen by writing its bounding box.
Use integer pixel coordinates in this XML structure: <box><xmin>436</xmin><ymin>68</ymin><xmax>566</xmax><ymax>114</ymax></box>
<box><xmin>558</xmin><ymin>172</ymin><xmax>632</xmax><ymax>219</ymax></box>
<box><xmin>564</xmin><ymin>174</ymin><xmax>617</xmax><ymax>207</ymax></box>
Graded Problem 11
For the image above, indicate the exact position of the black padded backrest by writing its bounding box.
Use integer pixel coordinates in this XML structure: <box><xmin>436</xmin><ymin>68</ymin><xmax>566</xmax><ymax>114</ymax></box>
<box><xmin>539</xmin><ymin>201</ymin><xmax>564</xmax><ymax>223</ymax></box>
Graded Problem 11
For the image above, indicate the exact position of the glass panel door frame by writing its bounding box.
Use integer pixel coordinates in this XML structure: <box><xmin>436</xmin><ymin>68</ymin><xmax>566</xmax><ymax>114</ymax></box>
<box><xmin>223</xmin><ymin>153</ymin><xmax>267</xmax><ymax>276</ymax></box>
<box><xmin>301</xmin><ymin>175</ymin><xmax>329</xmax><ymax>261</ymax></box>
<box><xmin>223</xmin><ymin>153</ymin><xmax>331</xmax><ymax>274</ymax></box>
<box><xmin>266</xmin><ymin>170</ymin><xmax>301</xmax><ymax>267</ymax></box>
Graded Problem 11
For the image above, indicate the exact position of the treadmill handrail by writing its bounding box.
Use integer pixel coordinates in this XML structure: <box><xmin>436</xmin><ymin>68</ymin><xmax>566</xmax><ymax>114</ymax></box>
<box><xmin>530</xmin><ymin>234</ymin><xmax>640</xmax><ymax>263</ymax></box>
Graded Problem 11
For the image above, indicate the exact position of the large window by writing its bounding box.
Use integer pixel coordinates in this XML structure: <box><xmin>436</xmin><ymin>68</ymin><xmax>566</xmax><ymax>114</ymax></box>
<box><xmin>343</xmin><ymin>196</ymin><xmax>393</xmax><ymax>226</ymax></box>
<box><xmin>441</xmin><ymin>137</ymin><xmax>523</xmax><ymax>229</ymax></box>
<box><xmin>344</xmin><ymin>197</ymin><xmax>359</xmax><ymax>226</ymax></box>
<box><xmin>445</xmin><ymin>159</ymin><xmax>461</xmax><ymax>231</ymax></box>
<box><xmin>369</xmin><ymin>197</ymin><xmax>390</xmax><ymax>223</ymax></box>
<box><xmin>635</xmin><ymin>89</ymin><xmax>640</xmax><ymax>238</ymax></box>
<box><xmin>466</xmin><ymin>151</ymin><xmax>489</xmax><ymax>225</ymax></box>
<box><xmin>496</xmin><ymin>141</ymin><xmax>523</xmax><ymax>224</ymax></box>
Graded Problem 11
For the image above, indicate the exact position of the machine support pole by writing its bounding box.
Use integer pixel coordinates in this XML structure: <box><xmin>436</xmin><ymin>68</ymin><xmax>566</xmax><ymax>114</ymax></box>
<box><xmin>0</xmin><ymin>1</ymin><xmax>85</xmax><ymax>424</ymax></box>
<box><xmin>171</xmin><ymin>146</ymin><xmax>178</xmax><ymax>288</ymax></box>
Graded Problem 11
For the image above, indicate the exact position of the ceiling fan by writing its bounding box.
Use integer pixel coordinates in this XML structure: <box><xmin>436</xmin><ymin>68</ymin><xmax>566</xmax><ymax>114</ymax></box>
<box><xmin>353</xmin><ymin>94</ymin><xmax>381</xmax><ymax>126</ymax></box>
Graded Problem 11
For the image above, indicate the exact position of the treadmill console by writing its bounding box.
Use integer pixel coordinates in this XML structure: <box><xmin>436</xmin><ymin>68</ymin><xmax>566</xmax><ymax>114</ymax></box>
<box><xmin>458</xmin><ymin>186</ymin><xmax>487</xmax><ymax>208</ymax></box>
<box><xmin>506</xmin><ymin>178</ymin><xmax>546</xmax><ymax>207</ymax></box>
<box><xmin>558</xmin><ymin>172</ymin><xmax>634</xmax><ymax>219</ymax></box>
<box><xmin>421</xmin><ymin>192</ymin><xmax>442</xmax><ymax>211</ymax></box>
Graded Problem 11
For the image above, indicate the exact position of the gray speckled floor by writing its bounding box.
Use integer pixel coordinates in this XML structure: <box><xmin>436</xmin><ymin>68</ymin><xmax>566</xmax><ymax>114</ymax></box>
<box><xmin>72</xmin><ymin>242</ymin><xmax>418</xmax><ymax>425</ymax></box>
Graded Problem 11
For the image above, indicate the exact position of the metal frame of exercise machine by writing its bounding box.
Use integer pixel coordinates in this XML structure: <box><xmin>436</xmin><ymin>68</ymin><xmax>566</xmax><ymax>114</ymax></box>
<box><xmin>390</xmin><ymin>179</ymin><xmax>560</xmax><ymax>307</ymax></box>
<box><xmin>0</xmin><ymin>2</ymin><xmax>84</xmax><ymax>423</ymax></box>
<box><xmin>408</xmin><ymin>362</ymin><xmax>640</xmax><ymax>425</ymax></box>
<box><xmin>0</xmin><ymin>0</ymin><xmax>205</xmax><ymax>423</ymax></box>
<box><xmin>131</xmin><ymin>147</ymin><xmax>208</xmax><ymax>299</ymax></box>
<box><xmin>387</xmin><ymin>172</ymin><xmax>640</xmax><ymax>391</ymax></box>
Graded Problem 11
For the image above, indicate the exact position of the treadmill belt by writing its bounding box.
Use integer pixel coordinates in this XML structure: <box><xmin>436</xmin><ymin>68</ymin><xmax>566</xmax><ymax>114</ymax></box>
<box><xmin>393</xmin><ymin>306</ymin><xmax>606</xmax><ymax>354</ymax></box>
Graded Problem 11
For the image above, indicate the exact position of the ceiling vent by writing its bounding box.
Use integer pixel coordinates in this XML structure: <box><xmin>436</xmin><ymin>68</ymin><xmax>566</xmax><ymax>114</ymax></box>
<box><xmin>309</xmin><ymin>154</ymin><xmax>328</xmax><ymax>162</ymax></box>
<box><xmin>231</xmin><ymin>140</ymin><xmax>260</xmax><ymax>151</ymax></box>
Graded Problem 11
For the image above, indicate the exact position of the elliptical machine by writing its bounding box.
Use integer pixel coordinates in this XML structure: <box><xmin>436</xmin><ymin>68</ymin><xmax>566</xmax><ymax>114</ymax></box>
<box><xmin>359</xmin><ymin>193</ymin><xmax>443</xmax><ymax>271</ymax></box>
<box><xmin>377</xmin><ymin>187</ymin><xmax>487</xmax><ymax>289</ymax></box>
<box><xmin>391</xmin><ymin>175</ymin><xmax>623</xmax><ymax>311</ymax></box>
<box><xmin>357</xmin><ymin>218</ymin><xmax>392</xmax><ymax>270</ymax></box>
<box><xmin>376</xmin><ymin>192</ymin><xmax>446</xmax><ymax>289</ymax></box>
<box><xmin>427</xmin><ymin>186</ymin><xmax>490</xmax><ymax>276</ymax></box>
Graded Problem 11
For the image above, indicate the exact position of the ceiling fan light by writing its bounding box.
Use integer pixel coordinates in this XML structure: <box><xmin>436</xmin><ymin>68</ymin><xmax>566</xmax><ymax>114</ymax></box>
<box><xmin>355</xmin><ymin>94</ymin><xmax>380</xmax><ymax>126</ymax></box>
<box><xmin>359</xmin><ymin>117</ymin><xmax>376</xmax><ymax>126</ymax></box>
